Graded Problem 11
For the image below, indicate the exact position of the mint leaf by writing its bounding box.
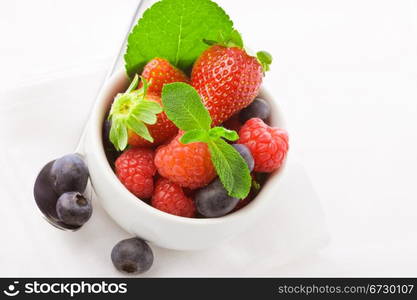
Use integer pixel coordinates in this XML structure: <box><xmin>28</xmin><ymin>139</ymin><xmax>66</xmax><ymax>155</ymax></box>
<box><xmin>207</xmin><ymin>139</ymin><xmax>251</xmax><ymax>198</ymax></box>
<box><xmin>124</xmin><ymin>0</ymin><xmax>234</xmax><ymax>76</ymax></box>
<box><xmin>162</xmin><ymin>82</ymin><xmax>211</xmax><ymax>131</ymax></box>
<box><xmin>228</xmin><ymin>29</ymin><xmax>244</xmax><ymax>48</ymax></box>
<box><xmin>180</xmin><ymin>129</ymin><xmax>209</xmax><ymax>144</ymax></box>
<box><xmin>208</xmin><ymin>127</ymin><xmax>239</xmax><ymax>141</ymax></box>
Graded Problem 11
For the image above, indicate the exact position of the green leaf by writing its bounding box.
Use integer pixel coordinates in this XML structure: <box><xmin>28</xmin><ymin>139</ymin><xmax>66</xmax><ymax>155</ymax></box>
<box><xmin>202</xmin><ymin>39</ymin><xmax>218</xmax><ymax>46</ymax></box>
<box><xmin>256</xmin><ymin>51</ymin><xmax>272</xmax><ymax>72</ymax></box>
<box><xmin>126</xmin><ymin>117</ymin><xmax>153</xmax><ymax>142</ymax></box>
<box><xmin>110</xmin><ymin>120</ymin><xmax>128</xmax><ymax>151</ymax></box>
<box><xmin>124</xmin><ymin>0</ymin><xmax>234</xmax><ymax>76</ymax></box>
<box><xmin>227</xmin><ymin>29</ymin><xmax>243</xmax><ymax>48</ymax></box>
<box><xmin>180</xmin><ymin>129</ymin><xmax>209</xmax><ymax>144</ymax></box>
<box><xmin>162</xmin><ymin>82</ymin><xmax>212</xmax><ymax>131</ymax></box>
<box><xmin>208</xmin><ymin>127</ymin><xmax>239</xmax><ymax>141</ymax></box>
<box><xmin>207</xmin><ymin>139</ymin><xmax>251</xmax><ymax>198</ymax></box>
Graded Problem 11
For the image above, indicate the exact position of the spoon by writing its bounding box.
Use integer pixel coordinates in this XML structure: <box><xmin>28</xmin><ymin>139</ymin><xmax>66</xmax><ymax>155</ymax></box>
<box><xmin>33</xmin><ymin>0</ymin><xmax>146</xmax><ymax>231</ymax></box>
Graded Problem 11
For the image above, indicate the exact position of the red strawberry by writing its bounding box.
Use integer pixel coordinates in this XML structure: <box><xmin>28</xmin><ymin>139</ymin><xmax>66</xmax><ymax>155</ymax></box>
<box><xmin>127</xmin><ymin>58</ymin><xmax>189</xmax><ymax>147</ymax></box>
<box><xmin>139</xmin><ymin>58</ymin><xmax>189</xmax><ymax>96</ymax></box>
<box><xmin>151</xmin><ymin>178</ymin><xmax>196</xmax><ymax>217</ymax></box>
<box><xmin>115</xmin><ymin>147</ymin><xmax>156</xmax><ymax>199</ymax></box>
<box><xmin>238</xmin><ymin>118</ymin><xmax>289</xmax><ymax>173</ymax></box>
<box><xmin>154</xmin><ymin>133</ymin><xmax>216</xmax><ymax>189</ymax></box>
<box><xmin>128</xmin><ymin>93</ymin><xmax>178</xmax><ymax>147</ymax></box>
<box><xmin>191</xmin><ymin>45</ymin><xmax>264</xmax><ymax>125</ymax></box>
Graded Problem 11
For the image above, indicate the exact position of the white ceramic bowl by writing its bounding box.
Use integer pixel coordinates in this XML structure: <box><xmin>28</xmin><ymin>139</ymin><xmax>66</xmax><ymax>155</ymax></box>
<box><xmin>84</xmin><ymin>70</ymin><xmax>286</xmax><ymax>250</ymax></box>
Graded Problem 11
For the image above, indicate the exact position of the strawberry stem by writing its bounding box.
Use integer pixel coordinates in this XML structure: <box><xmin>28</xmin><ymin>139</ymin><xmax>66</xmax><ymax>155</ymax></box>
<box><xmin>126</xmin><ymin>74</ymin><xmax>140</xmax><ymax>93</ymax></box>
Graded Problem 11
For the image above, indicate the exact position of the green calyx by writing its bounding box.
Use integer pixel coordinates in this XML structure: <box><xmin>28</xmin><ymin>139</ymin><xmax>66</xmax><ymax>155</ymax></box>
<box><xmin>256</xmin><ymin>51</ymin><xmax>273</xmax><ymax>72</ymax></box>
<box><xmin>162</xmin><ymin>82</ymin><xmax>251</xmax><ymax>199</ymax></box>
<box><xmin>203</xmin><ymin>29</ymin><xmax>272</xmax><ymax>72</ymax></box>
<box><xmin>108</xmin><ymin>74</ymin><xmax>162</xmax><ymax>151</ymax></box>
<box><xmin>203</xmin><ymin>29</ymin><xmax>244</xmax><ymax>49</ymax></box>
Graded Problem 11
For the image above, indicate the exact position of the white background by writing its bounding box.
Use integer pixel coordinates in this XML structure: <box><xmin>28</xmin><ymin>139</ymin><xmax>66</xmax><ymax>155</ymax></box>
<box><xmin>1</xmin><ymin>0</ymin><xmax>417</xmax><ymax>276</ymax></box>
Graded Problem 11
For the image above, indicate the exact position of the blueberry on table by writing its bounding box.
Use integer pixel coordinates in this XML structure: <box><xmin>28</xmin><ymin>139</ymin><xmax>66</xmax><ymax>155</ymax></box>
<box><xmin>56</xmin><ymin>192</ymin><xmax>92</xmax><ymax>226</ymax></box>
<box><xmin>239</xmin><ymin>98</ymin><xmax>271</xmax><ymax>123</ymax></box>
<box><xmin>232</xmin><ymin>144</ymin><xmax>254</xmax><ymax>172</ymax></box>
<box><xmin>195</xmin><ymin>179</ymin><xmax>240</xmax><ymax>217</ymax></box>
<box><xmin>111</xmin><ymin>238</ymin><xmax>154</xmax><ymax>275</ymax></box>
<box><xmin>50</xmin><ymin>154</ymin><xmax>89</xmax><ymax>194</ymax></box>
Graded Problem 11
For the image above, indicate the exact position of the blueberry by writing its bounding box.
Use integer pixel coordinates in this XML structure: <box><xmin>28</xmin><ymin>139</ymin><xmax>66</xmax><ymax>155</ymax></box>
<box><xmin>50</xmin><ymin>154</ymin><xmax>89</xmax><ymax>194</ymax></box>
<box><xmin>56</xmin><ymin>192</ymin><xmax>92</xmax><ymax>226</ymax></box>
<box><xmin>111</xmin><ymin>238</ymin><xmax>154</xmax><ymax>275</ymax></box>
<box><xmin>195</xmin><ymin>179</ymin><xmax>239</xmax><ymax>217</ymax></box>
<box><xmin>232</xmin><ymin>144</ymin><xmax>254</xmax><ymax>172</ymax></box>
<box><xmin>103</xmin><ymin>120</ymin><xmax>120</xmax><ymax>167</ymax></box>
<box><xmin>103</xmin><ymin>119</ymin><xmax>113</xmax><ymax>149</ymax></box>
<box><xmin>239</xmin><ymin>98</ymin><xmax>271</xmax><ymax>123</ymax></box>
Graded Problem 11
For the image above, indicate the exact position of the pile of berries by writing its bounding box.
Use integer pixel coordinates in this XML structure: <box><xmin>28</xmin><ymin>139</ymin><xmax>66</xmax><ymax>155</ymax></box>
<box><xmin>35</xmin><ymin>28</ymin><xmax>289</xmax><ymax>277</ymax></box>
<box><xmin>105</xmin><ymin>44</ymin><xmax>289</xmax><ymax>221</ymax></box>
<box><xmin>34</xmin><ymin>154</ymin><xmax>92</xmax><ymax>228</ymax></box>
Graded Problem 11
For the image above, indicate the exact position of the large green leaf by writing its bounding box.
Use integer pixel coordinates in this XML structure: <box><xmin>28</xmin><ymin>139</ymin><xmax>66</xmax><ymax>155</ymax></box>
<box><xmin>124</xmin><ymin>0</ymin><xmax>234</xmax><ymax>76</ymax></box>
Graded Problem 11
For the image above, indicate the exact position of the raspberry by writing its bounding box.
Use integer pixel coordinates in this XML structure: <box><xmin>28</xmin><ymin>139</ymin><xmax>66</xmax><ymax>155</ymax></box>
<box><xmin>115</xmin><ymin>147</ymin><xmax>156</xmax><ymax>199</ymax></box>
<box><xmin>154</xmin><ymin>133</ymin><xmax>216</xmax><ymax>189</ymax></box>
<box><xmin>151</xmin><ymin>178</ymin><xmax>196</xmax><ymax>217</ymax></box>
<box><xmin>238</xmin><ymin>118</ymin><xmax>289</xmax><ymax>173</ymax></box>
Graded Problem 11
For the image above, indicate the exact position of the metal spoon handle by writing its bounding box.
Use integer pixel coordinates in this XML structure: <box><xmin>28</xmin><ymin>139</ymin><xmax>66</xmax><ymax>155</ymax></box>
<box><xmin>75</xmin><ymin>0</ymin><xmax>147</xmax><ymax>155</ymax></box>
<box><xmin>34</xmin><ymin>1</ymin><xmax>149</xmax><ymax>232</ymax></box>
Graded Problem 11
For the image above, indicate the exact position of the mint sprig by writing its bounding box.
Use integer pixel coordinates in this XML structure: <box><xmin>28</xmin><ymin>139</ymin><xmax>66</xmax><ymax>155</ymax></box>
<box><xmin>207</xmin><ymin>139</ymin><xmax>250</xmax><ymax>198</ymax></box>
<box><xmin>162</xmin><ymin>82</ymin><xmax>211</xmax><ymax>131</ymax></box>
<box><xmin>162</xmin><ymin>83</ymin><xmax>251</xmax><ymax>199</ymax></box>
<box><xmin>108</xmin><ymin>75</ymin><xmax>162</xmax><ymax>151</ymax></box>
<box><xmin>124</xmin><ymin>0</ymin><xmax>234</xmax><ymax>77</ymax></box>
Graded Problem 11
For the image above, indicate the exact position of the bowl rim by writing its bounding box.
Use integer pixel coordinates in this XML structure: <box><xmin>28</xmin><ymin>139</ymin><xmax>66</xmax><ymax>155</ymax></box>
<box><xmin>89</xmin><ymin>69</ymin><xmax>287</xmax><ymax>226</ymax></box>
